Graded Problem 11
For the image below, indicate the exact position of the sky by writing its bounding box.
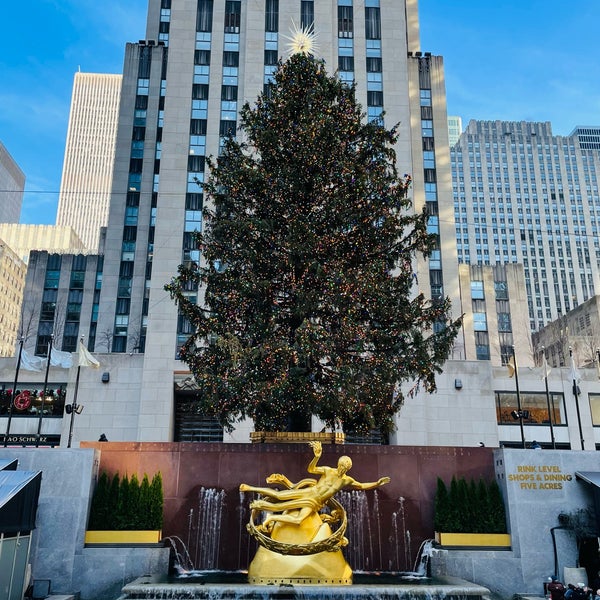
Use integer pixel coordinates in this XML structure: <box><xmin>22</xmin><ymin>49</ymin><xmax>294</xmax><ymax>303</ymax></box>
<box><xmin>1</xmin><ymin>0</ymin><xmax>600</xmax><ymax>226</ymax></box>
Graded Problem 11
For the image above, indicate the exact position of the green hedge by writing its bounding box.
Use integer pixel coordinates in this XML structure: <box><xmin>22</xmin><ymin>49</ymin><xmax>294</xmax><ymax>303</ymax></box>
<box><xmin>88</xmin><ymin>471</ymin><xmax>163</xmax><ymax>530</ymax></box>
<box><xmin>434</xmin><ymin>475</ymin><xmax>507</xmax><ymax>533</ymax></box>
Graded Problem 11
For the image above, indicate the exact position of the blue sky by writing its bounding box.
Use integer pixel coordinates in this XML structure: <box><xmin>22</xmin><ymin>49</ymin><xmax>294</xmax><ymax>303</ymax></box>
<box><xmin>2</xmin><ymin>1</ymin><xmax>600</xmax><ymax>225</ymax></box>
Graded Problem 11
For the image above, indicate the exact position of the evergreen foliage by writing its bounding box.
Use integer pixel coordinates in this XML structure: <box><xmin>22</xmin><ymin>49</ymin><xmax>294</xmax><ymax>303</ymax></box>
<box><xmin>434</xmin><ymin>476</ymin><xmax>507</xmax><ymax>534</ymax></box>
<box><xmin>88</xmin><ymin>471</ymin><xmax>163</xmax><ymax>531</ymax></box>
<box><xmin>88</xmin><ymin>471</ymin><xmax>110</xmax><ymax>530</ymax></box>
<box><xmin>433</xmin><ymin>477</ymin><xmax>449</xmax><ymax>532</ymax></box>
<box><xmin>166</xmin><ymin>51</ymin><xmax>461</xmax><ymax>435</ymax></box>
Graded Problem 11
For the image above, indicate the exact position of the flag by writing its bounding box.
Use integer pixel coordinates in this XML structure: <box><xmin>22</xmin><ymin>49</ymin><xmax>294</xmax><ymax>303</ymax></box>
<box><xmin>507</xmin><ymin>355</ymin><xmax>516</xmax><ymax>378</ymax></box>
<box><xmin>19</xmin><ymin>349</ymin><xmax>45</xmax><ymax>372</ymax></box>
<box><xmin>569</xmin><ymin>355</ymin><xmax>581</xmax><ymax>384</ymax></box>
<box><xmin>78</xmin><ymin>340</ymin><xmax>100</xmax><ymax>368</ymax></box>
<box><xmin>540</xmin><ymin>354</ymin><xmax>552</xmax><ymax>380</ymax></box>
<box><xmin>50</xmin><ymin>348</ymin><xmax>74</xmax><ymax>369</ymax></box>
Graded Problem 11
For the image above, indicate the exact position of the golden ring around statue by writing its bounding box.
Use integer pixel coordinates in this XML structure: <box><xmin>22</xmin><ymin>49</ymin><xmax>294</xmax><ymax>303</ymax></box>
<box><xmin>247</xmin><ymin>497</ymin><xmax>348</xmax><ymax>556</ymax></box>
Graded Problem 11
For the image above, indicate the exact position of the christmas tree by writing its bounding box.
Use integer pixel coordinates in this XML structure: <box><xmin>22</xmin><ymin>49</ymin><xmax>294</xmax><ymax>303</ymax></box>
<box><xmin>166</xmin><ymin>51</ymin><xmax>461</xmax><ymax>436</ymax></box>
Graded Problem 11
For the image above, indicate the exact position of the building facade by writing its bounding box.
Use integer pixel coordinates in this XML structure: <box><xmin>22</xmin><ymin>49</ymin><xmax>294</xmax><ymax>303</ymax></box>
<box><xmin>0</xmin><ymin>224</ymin><xmax>86</xmax><ymax>265</ymax></box>
<box><xmin>0</xmin><ymin>242</ymin><xmax>26</xmax><ymax>356</ymax></box>
<box><xmin>56</xmin><ymin>73</ymin><xmax>122</xmax><ymax>251</ymax></box>
<box><xmin>0</xmin><ymin>142</ymin><xmax>25</xmax><ymax>224</ymax></box>
<box><xmin>451</xmin><ymin>120</ymin><xmax>600</xmax><ymax>334</ymax></box>
<box><xmin>457</xmin><ymin>263</ymin><xmax>533</xmax><ymax>365</ymax></box>
<box><xmin>22</xmin><ymin>251</ymin><xmax>103</xmax><ymax>355</ymax></box>
<box><xmin>447</xmin><ymin>115</ymin><xmax>462</xmax><ymax>146</ymax></box>
<box><xmin>533</xmin><ymin>294</ymin><xmax>600</xmax><ymax>369</ymax></box>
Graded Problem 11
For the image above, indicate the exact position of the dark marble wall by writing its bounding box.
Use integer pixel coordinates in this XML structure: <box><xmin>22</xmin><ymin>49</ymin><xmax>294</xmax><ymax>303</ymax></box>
<box><xmin>81</xmin><ymin>442</ymin><xmax>494</xmax><ymax>572</ymax></box>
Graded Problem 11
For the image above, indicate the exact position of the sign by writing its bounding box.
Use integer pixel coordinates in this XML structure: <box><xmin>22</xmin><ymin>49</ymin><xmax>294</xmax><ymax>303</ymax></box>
<box><xmin>0</xmin><ymin>434</ymin><xmax>60</xmax><ymax>446</ymax></box>
<box><xmin>507</xmin><ymin>464</ymin><xmax>573</xmax><ymax>490</ymax></box>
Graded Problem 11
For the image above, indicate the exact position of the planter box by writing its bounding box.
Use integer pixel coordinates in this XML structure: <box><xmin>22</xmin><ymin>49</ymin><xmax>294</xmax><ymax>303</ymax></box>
<box><xmin>250</xmin><ymin>431</ymin><xmax>345</xmax><ymax>444</ymax></box>
<box><xmin>435</xmin><ymin>532</ymin><xmax>511</xmax><ymax>549</ymax></box>
<box><xmin>85</xmin><ymin>530</ymin><xmax>162</xmax><ymax>545</ymax></box>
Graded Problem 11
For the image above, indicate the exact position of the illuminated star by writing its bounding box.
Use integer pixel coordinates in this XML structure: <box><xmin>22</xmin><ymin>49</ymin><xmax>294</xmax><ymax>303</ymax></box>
<box><xmin>283</xmin><ymin>20</ymin><xmax>318</xmax><ymax>56</ymax></box>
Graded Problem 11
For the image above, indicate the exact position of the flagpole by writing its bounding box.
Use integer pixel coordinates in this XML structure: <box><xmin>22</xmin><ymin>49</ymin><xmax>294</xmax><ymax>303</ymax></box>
<box><xmin>4</xmin><ymin>338</ymin><xmax>23</xmax><ymax>447</ymax></box>
<box><xmin>67</xmin><ymin>336</ymin><xmax>84</xmax><ymax>448</ymax></box>
<box><xmin>512</xmin><ymin>345</ymin><xmax>526</xmax><ymax>449</ymax></box>
<box><xmin>36</xmin><ymin>335</ymin><xmax>53</xmax><ymax>448</ymax></box>
<box><xmin>569</xmin><ymin>347</ymin><xmax>584</xmax><ymax>450</ymax></box>
<box><xmin>541</xmin><ymin>346</ymin><xmax>556</xmax><ymax>449</ymax></box>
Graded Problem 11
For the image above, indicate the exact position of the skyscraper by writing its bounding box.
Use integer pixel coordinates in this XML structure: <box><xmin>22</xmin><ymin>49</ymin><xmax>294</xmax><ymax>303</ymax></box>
<box><xmin>452</xmin><ymin>120</ymin><xmax>600</xmax><ymax>334</ymax></box>
<box><xmin>447</xmin><ymin>115</ymin><xmax>462</xmax><ymax>147</ymax></box>
<box><xmin>0</xmin><ymin>142</ymin><xmax>25</xmax><ymax>224</ymax></box>
<box><xmin>56</xmin><ymin>72</ymin><xmax>122</xmax><ymax>251</ymax></box>
<box><xmin>84</xmin><ymin>0</ymin><xmax>459</xmax><ymax>441</ymax></box>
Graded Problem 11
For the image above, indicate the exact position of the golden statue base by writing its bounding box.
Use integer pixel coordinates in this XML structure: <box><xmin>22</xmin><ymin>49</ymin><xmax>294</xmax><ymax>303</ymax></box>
<box><xmin>247</xmin><ymin>513</ymin><xmax>352</xmax><ymax>585</ymax></box>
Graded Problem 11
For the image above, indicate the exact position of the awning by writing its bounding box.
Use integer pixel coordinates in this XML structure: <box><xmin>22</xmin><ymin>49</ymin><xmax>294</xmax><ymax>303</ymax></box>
<box><xmin>575</xmin><ymin>472</ymin><xmax>600</xmax><ymax>487</ymax></box>
<box><xmin>575</xmin><ymin>471</ymin><xmax>600</xmax><ymax>534</ymax></box>
<box><xmin>0</xmin><ymin>464</ymin><xmax>42</xmax><ymax>534</ymax></box>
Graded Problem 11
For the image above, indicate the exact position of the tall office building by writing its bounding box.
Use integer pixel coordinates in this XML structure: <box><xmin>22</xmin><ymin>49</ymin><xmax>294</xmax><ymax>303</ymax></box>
<box><xmin>452</xmin><ymin>120</ymin><xmax>600</xmax><ymax>336</ymax></box>
<box><xmin>82</xmin><ymin>0</ymin><xmax>461</xmax><ymax>441</ymax></box>
<box><xmin>447</xmin><ymin>115</ymin><xmax>462</xmax><ymax>147</ymax></box>
<box><xmin>0</xmin><ymin>142</ymin><xmax>25</xmax><ymax>224</ymax></box>
<box><xmin>56</xmin><ymin>73</ymin><xmax>122</xmax><ymax>251</ymax></box>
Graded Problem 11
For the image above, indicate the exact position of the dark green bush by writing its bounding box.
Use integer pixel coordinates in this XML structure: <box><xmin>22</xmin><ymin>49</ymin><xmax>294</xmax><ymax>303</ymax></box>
<box><xmin>434</xmin><ymin>476</ymin><xmax>507</xmax><ymax>534</ymax></box>
<box><xmin>88</xmin><ymin>471</ymin><xmax>163</xmax><ymax>530</ymax></box>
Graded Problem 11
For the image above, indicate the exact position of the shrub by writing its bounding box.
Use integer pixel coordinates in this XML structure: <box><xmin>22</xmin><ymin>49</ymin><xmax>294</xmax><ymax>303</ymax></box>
<box><xmin>434</xmin><ymin>475</ymin><xmax>507</xmax><ymax>534</ymax></box>
<box><xmin>88</xmin><ymin>471</ymin><xmax>163</xmax><ymax>530</ymax></box>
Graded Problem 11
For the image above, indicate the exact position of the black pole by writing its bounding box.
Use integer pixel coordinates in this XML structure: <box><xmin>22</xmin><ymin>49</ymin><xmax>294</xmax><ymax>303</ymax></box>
<box><xmin>67</xmin><ymin>365</ymin><xmax>81</xmax><ymax>449</ymax></box>
<box><xmin>4</xmin><ymin>338</ymin><xmax>23</xmax><ymax>447</ymax></box>
<box><xmin>512</xmin><ymin>345</ymin><xmax>526</xmax><ymax>449</ymax></box>
<box><xmin>569</xmin><ymin>347</ymin><xmax>585</xmax><ymax>450</ymax></box>
<box><xmin>36</xmin><ymin>337</ymin><xmax>53</xmax><ymax>447</ymax></box>
<box><xmin>541</xmin><ymin>347</ymin><xmax>556</xmax><ymax>449</ymax></box>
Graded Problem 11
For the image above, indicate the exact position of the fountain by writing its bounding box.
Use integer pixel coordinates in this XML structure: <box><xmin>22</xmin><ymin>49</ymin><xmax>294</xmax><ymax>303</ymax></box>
<box><xmin>117</xmin><ymin>444</ymin><xmax>491</xmax><ymax>600</ymax></box>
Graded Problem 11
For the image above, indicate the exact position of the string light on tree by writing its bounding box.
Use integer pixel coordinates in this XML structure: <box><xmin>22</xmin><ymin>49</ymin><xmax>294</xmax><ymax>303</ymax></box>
<box><xmin>165</xmin><ymin>51</ymin><xmax>461</xmax><ymax>437</ymax></box>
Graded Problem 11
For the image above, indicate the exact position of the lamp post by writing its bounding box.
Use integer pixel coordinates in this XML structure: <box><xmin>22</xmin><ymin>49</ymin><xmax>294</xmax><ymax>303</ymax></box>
<box><xmin>511</xmin><ymin>345</ymin><xmax>526</xmax><ymax>449</ymax></box>
<box><xmin>541</xmin><ymin>346</ymin><xmax>556</xmax><ymax>449</ymax></box>
<box><xmin>569</xmin><ymin>347</ymin><xmax>584</xmax><ymax>450</ymax></box>
<box><xmin>36</xmin><ymin>336</ymin><xmax>53</xmax><ymax>448</ymax></box>
<box><xmin>4</xmin><ymin>338</ymin><xmax>23</xmax><ymax>447</ymax></box>
<box><xmin>67</xmin><ymin>335</ymin><xmax>85</xmax><ymax>448</ymax></box>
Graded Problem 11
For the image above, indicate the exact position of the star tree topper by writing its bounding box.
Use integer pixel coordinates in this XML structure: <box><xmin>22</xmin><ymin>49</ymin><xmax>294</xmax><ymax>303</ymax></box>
<box><xmin>283</xmin><ymin>21</ymin><xmax>318</xmax><ymax>56</ymax></box>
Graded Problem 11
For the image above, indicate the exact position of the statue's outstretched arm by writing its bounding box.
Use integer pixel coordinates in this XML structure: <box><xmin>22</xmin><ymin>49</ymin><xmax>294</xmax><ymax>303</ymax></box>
<box><xmin>349</xmin><ymin>476</ymin><xmax>391</xmax><ymax>491</ymax></box>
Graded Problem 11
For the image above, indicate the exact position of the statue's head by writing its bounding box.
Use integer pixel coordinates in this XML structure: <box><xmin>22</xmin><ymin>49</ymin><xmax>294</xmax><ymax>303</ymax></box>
<box><xmin>337</xmin><ymin>455</ymin><xmax>352</xmax><ymax>475</ymax></box>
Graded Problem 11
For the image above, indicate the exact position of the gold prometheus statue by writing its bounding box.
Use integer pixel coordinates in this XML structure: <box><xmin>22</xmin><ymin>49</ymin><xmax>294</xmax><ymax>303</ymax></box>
<box><xmin>240</xmin><ymin>441</ymin><xmax>390</xmax><ymax>585</ymax></box>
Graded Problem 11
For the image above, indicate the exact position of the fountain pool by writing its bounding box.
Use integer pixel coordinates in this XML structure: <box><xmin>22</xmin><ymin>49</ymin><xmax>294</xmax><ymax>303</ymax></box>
<box><xmin>117</xmin><ymin>573</ymin><xmax>491</xmax><ymax>600</ymax></box>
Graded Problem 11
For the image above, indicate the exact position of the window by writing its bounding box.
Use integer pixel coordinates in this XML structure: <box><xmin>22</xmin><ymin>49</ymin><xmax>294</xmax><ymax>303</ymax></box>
<box><xmin>497</xmin><ymin>312</ymin><xmax>512</xmax><ymax>332</ymax></box>
<box><xmin>338</xmin><ymin>5</ymin><xmax>353</xmax><ymax>38</ymax></box>
<box><xmin>265</xmin><ymin>0</ymin><xmax>278</xmax><ymax>32</ymax></box>
<box><xmin>338</xmin><ymin>56</ymin><xmax>354</xmax><ymax>71</ymax></box>
<box><xmin>471</xmin><ymin>280</ymin><xmax>484</xmax><ymax>300</ymax></box>
<box><xmin>590</xmin><ymin>394</ymin><xmax>600</xmax><ymax>426</ymax></box>
<box><xmin>494</xmin><ymin>280</ymin><xmax>508</xmax><ymax>299</ymax></box>
<box><xmin>496</xmin><ymin>391</ymin><xmax>565</xmax><ymax>425</ymax></box>
<box><xmin>196</xmin><ymin>0</ymin><xmax>214</xmax><ymax>32</ymax></box>
<box><xmin>224</xmin><ymin>1</ymin><xmax>241</xmax><ymax>33</ymax></box>
<box><xmin>364</xmin><ymin>7</ymin><xmax>381</xmax><ymax>39</ymax></box>
<box><xmin>300</xmin><ymin>1</ymin><xmax>314</xmax><ymax>31</ymax></box>
<box><xmin>473</xmin><ymin>312</ymin><xmax>487</xmax><ymax>331</ymax></box>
